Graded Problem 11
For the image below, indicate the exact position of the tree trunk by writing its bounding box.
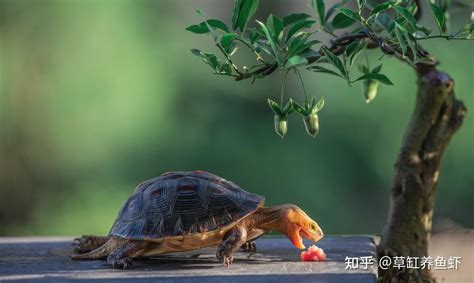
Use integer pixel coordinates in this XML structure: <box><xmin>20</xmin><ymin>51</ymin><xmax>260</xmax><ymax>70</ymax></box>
<box><xmin>378</xmin><ymin>65</ymin><xmax>467</xmax><ymax>282</ymax></box>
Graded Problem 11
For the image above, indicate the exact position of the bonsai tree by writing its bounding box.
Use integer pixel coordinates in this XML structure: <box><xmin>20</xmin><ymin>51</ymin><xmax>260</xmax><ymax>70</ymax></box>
<box><xmin>186</xmin><ymin>0</ymin><xmax>472</xmax><ymax>281</ymax></box>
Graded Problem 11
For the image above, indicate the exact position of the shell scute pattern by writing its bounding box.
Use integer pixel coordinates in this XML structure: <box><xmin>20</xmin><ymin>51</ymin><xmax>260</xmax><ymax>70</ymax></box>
<box><xmin>109</xmin><ymin>171</ymin><xmax>264</xmax><ymax>239</ymax></box>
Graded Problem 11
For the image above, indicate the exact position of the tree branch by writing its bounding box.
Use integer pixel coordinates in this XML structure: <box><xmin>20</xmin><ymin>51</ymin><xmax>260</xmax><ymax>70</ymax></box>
<box><xmin>234</xmin><ymin>29</ymin><xmax>437</xmax><ymax>81</ymax></box>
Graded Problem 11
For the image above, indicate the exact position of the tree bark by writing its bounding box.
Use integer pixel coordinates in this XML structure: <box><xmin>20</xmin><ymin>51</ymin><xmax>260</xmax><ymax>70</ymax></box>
<box><xmin>378</xmin><ymin>65</ymin><xmax>467</xmax><ymax>282</ymax></box>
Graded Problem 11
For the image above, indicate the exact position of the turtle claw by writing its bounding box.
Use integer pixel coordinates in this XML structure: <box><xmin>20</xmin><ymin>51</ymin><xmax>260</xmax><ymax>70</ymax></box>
<box><xmin>72</xmin><ymin>236</ymin><xmax>93</xmax><ymax>254</ymax></box>
<box><xmin>216</xmin><ymin>247</ymin><xmax>233</xmax><ymax>268</ymax></box>
<box><xmin>109</xmin><ymin>257</ymin><xmax>134</xmax><ymax>269</ymax></box>
<box><xmin>223</xmin><ymin>256</ymin><xmax>233</xmax><ymax>268</ymax></box>
<box><xmin>72</xmin><ymin>235</ymin><xmax>109</xmax><ymax>254</ymax></box>
<box><xmin>241</xmin><ymin>241</ymin><xmax>257</xmax><ymax>252</ymax></box>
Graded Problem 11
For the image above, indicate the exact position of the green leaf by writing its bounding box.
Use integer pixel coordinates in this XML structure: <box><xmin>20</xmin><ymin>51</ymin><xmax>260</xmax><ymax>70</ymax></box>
<box><xmin>394</xmin><ymin>23</ymin><xmax>407</xmax><ymax>56</ymax></box>
<box><xmin>191</xmin><ymin>48</ymin><xmax>202</xmax><ymax>57</ymax></box>
<box><xmin>358</xmin><ymin>64</ymin><xmax>370</xmax><ymax>74</ymax></box>
<box><xmin>283</xmin><ymin>13</ymin><xmax>311</xmax><ymax>27</ymax></box>
<box><xmin>220</xmin><ymin>62</ymin><xmax>232</xmax><ymax>75</ymax></box>
<box><xmin>416</xmin><ymin>25</ymin><xmax>432</xmax><ymax>36</ymax></box>
<box><xmin>282</xmin><ymin>99</ymin><xmax>294</xmax><ymax>114</ymax></box>
<box><xmin>326</xmin><ymin>0</ymin><xmax>349</xmax><ymax>21</ymax></box>
<box><xmin>313</xmin><ymin>97</ymin><xmax>325</xmax><ymax>112</ymax></box>
<box><xmin>371</xmin><ymin>64</ymin><xmax>382</xmax><ymax>74</ymax></box>
<box><xmin>232</xmin><ymin>0</ymin><xmax>240</xmax><ymax>30</ymax></box>
<box><xmin>404</xmin><ymin>31</ymin><xmax>417</xmax><ymax>61</ymax></box>
<box><xmin>321</xmin><ymin>47</ymin><xmax>346</xmax><ymax>77</ymax></box>
<box><xmin>267</xmin><ymin>98</ymin><xmax>282</xmax><ymax>115</ymax></box>
<box><xmin>299</xmin><ymin>48</ymin><xmax>320</xmax><ymax>60</ymax></box>
<box><xmin>429</xmin><ymin>3</ymin><xmax>445</xmax><ymax>31</ymax></box>
<box><xmin>190</xmin><ymin>49</ymin><xmax>220</xmax><ymax>71</ymax></box>
<box><xmin>345</xmin><ymin>41</ymin><xmax>367</xmax><ymax>66</ymax></box>
<box><xmin>287</xmin><ymin>34</ymin><xmax>319</xmax><ymax>59</ymax></box>
<box><xmin>256</xmin><ymin>20</ymin><xmax>282</xmax><ymax>66</ymax></box>
<box><xmin>194</xmin><ymin>10</ymin><xmax>219</xmax><ymax>41</ymax></box>
<box><xmin>233</xmin><ymin>0</ymin><xmax>260</xmax><ymax>32</ymax></box>
<box><xmin>286</xmin><ymin>20</ymin><xmax>316</xmax><ymax>41</ymax></box>
<box><xmin>374</xmin><ymin>12</ymin><xmax>393</xmax><ymax>32</ymax></box>
<box><xmin>332</xmin><ymin>13</ymin><xmax>356</xmax><ymax>29</ymax></box>
<box><xmin>292</xmin><ymin>101</ymin><xmax>305</xmax><ymax>114</ymax></box>
<box><xmin>354</xmin><ymin>73</ymin><xmax>393</xmax><ymax>85</ymax></box>
<box><xmin>395</xmin><ymin>7</ymin><xmax>416</xmax><ymax>30</ymax></box>
<box><xmin>357</xmin><ymin>0</ymin><xmax>366</xmax><ymax>10</ymax></box>
<box><xmin>186</xmin><ymin>19</ymin><xmax>230</xmax><ymax>34</ymax></box>
<box><xmin>311</xmin><ymin>0</ymin><xmax>326</xmax><ymax>25</ymax></box>
<box><xmin>266</xmin><ymin>14</ymin><xmax>284</xmax><ymax>41</ymax></box>
<box><xmin>455</xmin><ymin>23</ymin><xmax>474</xmax><ymax>38</ymax></box>
<box><xmin>247</xmin><ymin>27</ymin><xmax>263</xmax><ymax>43</ymax></box>
<box><xmin>370</xmin><ymin>2</ymin><xmax>394</xmax><ymax>17</ymax></box>
<box><xmin>287</xmin><ymin>30</ymin><xmax>310</xmax><ymax>45</ymax></box>
<box><xmin>307</xmin><ymin>65</ymin><xmax>344</xmax><ymax>78</ymax></box>
<box><xmin>220</xmin><ymin>33</ymin><xmax>238</xmax><ymax>53</ymax></box>
<box><xmin>408</xmin><ymin>3</ymin><xmax>418</xmax><ymax>18</ymax></box>
<box><xmin>254</xmin><ymin>41</ymin><xmax>273</xmax><ymax>56</ymax></box>
<box><xmin>345</xmin><ymin>41</ymin><xmax>360</xmax><ymax>57</ymax></box>
<box><xmin>338</xmin><ymin>8</ymin><xmax>361</xmax><ymax>21</ymax></box>
<box><xmin>284</xmin><ymin>55</ymin><xmax>309</xmax><ymax>69</ymax></box>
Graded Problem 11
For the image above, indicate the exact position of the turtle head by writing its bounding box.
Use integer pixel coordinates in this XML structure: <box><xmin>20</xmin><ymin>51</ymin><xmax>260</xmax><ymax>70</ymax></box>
<box><xmin>277</xmin><ymin>204</ymin><xmax>324</xmax><ymax>249</ymax></box>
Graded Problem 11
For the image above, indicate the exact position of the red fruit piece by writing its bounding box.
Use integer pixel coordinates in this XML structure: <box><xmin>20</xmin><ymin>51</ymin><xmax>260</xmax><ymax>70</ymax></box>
<box><xmin>300</xmin><ymin>245</ymin><xmax>326</xmax><ymax>262</ymax></box>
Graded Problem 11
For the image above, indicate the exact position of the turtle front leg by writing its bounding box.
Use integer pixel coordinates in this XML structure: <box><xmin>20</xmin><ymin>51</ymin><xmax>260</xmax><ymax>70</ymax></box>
<box><xmin>216</xmin><ymin>226</ymin><xmax>247</xmax><ymax>267</ymax></box>
<box><xmin>107</xmin><ymin>240</ymin><xmax>147</xmax><ymax>269</ymax></box>
<box><xmin>73</xmin><ymin>235</ymin><xmax>111</xmax><ymax>254</ymax></box>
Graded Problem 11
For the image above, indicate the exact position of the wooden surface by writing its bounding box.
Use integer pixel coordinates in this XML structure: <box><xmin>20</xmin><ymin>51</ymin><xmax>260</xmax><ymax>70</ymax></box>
<box><xmin>0</xmin><ymin>236</ymin><xmax>377</xmax><ymax>282</ymax></box>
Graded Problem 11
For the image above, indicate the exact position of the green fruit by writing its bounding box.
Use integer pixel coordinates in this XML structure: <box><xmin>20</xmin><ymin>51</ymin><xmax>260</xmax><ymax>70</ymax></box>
<box><xmin>362</xmin><ymin>79</ymin><xmax>379</xmax><ymax>103</ymax></box>
<box><xmin>274</xmin><ymin>115</ymin><xmax>288</xmax><ymax>138</ymax></box>
<box><xmin>303</xmin><ymin>113</ymin><xmax>319</xmax><ymax>137</ymax></box>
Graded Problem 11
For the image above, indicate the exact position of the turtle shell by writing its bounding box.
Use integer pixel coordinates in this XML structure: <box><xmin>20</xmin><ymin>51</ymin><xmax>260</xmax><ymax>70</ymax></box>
<box><xmin>109</xmin><ymin>171</ymin><xmax>265</xmax><ymax>239</ymax></box>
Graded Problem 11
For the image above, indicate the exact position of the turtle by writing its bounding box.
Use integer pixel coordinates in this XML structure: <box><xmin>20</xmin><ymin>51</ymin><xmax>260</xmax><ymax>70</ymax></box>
<box><xmin>71</xmin><ymin>171</ymin><xmax>324</xmax><ymax>269</ymax></box>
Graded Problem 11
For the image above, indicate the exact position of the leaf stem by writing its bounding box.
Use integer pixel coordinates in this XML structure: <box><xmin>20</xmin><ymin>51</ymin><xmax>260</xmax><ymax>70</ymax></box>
<box><xmin>216</xmin><ymin>43</ymin><xmax>242</xmax><ymax>76</ymax></box>
<box><xmin>364</xmin><ymin>50</ymin><xmax>370</xmax><ymax>68</ymax></box>
<box><xmin>293</xmin><ymin>68</ymin><xmax>308</xmax><ymax>103</ymax></box>
<box><xmin>280</xmin><ymin>70</ymin><xmax>290</xmax><ymax>106</ymax></box>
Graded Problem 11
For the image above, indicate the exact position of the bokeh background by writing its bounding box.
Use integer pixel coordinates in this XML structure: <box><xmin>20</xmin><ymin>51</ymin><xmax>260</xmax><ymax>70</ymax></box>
<box><xmin>0</xmin><ymin>0</ymin><xmax>472</xmax><ymax>237</ymax></box>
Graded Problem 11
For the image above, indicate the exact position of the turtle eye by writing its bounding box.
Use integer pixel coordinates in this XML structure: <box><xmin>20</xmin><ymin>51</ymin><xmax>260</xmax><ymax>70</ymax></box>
<box><xmin>310</xmin><ymin>222</ymin><xmax>317</xmax><ymax>231</ymax></box>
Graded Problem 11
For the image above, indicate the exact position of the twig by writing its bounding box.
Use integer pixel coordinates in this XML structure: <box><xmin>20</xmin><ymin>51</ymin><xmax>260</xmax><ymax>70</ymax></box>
<box><xmin>216</xmin><ymin>43</ymin><xmax>242</xmax><ymax>76</ymax></box>
<box><xmin>416</xmin><ymin>35</ymin><xmax>474</xmax><ymax>41</ymax></box>
<box><xmin>213</xmin><ymin>72</ymin><xmax>239</xmax><ymax>78</ymax></box>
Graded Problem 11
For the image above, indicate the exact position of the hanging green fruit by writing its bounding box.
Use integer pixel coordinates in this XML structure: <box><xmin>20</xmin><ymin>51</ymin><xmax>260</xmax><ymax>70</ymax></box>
<box><xmin>358</xmin><ymin>63</ymin><xmax>383</xmax><ymax>103</ymax></box>
<box><xmin>274</xmin><ymin>115</ymin><xmax>288</xmax><ymax>138</ymax></box>
<box><xmin>362</xmin><ymin>79</ymin><xmax>379</xmax><ymax>103</ymax></box>
<box><xmin>303</xmin><ymin>113</ymin><xmax>319</xmax><ymax>137</ymax></box>
<box><xmin>268</xmin><ymin>98</ymin><xmax>293</xmax><ymax>138</ymax></box>
<box><xmin>294</xmin><ymin>97</ymin><xmax>324</xmax><ymax>138</ymax></box>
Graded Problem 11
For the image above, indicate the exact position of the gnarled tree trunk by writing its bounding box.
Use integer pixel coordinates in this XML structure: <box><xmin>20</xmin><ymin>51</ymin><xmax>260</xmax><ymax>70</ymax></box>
<box><xmin>378</xmin><ymin>65</ymin><xmax>467</xmax><ymax>282</ymax></box>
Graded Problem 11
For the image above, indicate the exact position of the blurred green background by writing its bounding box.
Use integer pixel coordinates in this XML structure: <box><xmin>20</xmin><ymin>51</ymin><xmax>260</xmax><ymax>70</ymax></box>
<box><xmin>0</xmin><ymin>0</ymin><xmax>472</xmax><ymax>236</ymax></box>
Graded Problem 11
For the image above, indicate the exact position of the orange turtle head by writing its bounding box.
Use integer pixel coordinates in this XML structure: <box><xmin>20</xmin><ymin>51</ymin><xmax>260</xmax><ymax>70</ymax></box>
<box><xmin>275</xmin><ymin>204</ymin><xmax>324</xmax><ymax>249</ymax></box>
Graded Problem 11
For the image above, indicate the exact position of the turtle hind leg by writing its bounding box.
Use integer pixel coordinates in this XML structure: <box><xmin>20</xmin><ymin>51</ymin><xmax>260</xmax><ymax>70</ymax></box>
<box><xmin>241</xmin><ymin>241</ymin><xmax>257</xmax><ymax>252</ymax></box>
<box><xmin>107</xmin><ymin>240</ymin><xmax>147</xmax><ymax>269</ymax></box>
<box><xmin>71</xmin><ymin>238</ymin><xmax>118</xmax><ymax>260</ymax></box>
<box><xmin>73</xmin><ymin>235</ymin><xmax>111</xmax><ymax>254</ymax></box>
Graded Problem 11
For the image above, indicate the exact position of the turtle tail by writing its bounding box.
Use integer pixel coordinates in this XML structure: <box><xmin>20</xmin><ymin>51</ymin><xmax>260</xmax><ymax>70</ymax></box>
<box><xmin>71</xmin><ymin>238</ymin><xmax>118</xmax><ymax>260</ymax></box>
